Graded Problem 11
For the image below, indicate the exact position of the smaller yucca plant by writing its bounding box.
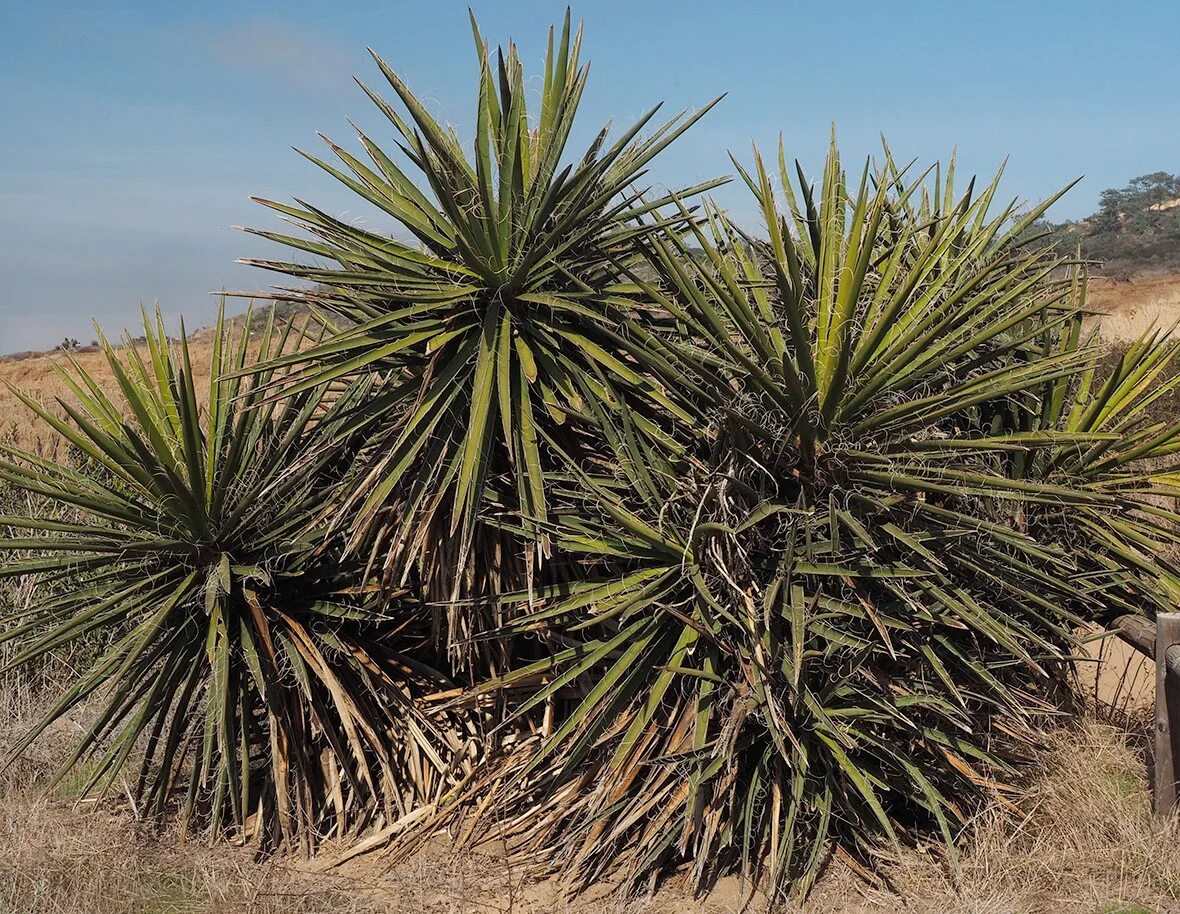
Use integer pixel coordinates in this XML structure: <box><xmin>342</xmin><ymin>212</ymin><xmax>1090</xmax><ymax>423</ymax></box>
<box><xmin>0</xmin><ymin>307</ymin><xmax>464</xmax><ymax>850</ymax></box>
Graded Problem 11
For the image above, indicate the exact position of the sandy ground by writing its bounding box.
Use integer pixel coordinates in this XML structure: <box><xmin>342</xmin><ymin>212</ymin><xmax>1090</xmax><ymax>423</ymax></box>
<box><xmin>1085</xmin><ymin>272</ymin><xmax>1180</xmax><ymax>343</ymax></box>
<box><xmin>1078</xmin><ymin>627</ymin><xmax>1155</xmax><ymax>711</ymax></box>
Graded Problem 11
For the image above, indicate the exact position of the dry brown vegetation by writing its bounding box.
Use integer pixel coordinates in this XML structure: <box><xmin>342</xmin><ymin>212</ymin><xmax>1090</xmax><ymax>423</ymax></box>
<box><xmin>807</xmin><ymin>715</ymin><xmax>1180</xmax><ymax>914</ymax></box>
<box><xmin>0</xmin><ymin>311</ymin><xmax>310</xmax><ymax>458</ymax></box>
<box><xmin>0</xmin><ymin>343</ymin><xmax>218</xmax><ymax>460</ymax></box>
<box><xmin>4</xmin><ymin>271</ymin><xmax>1176</xmax><ymax>460</ymax></box>
<box><xmin>2</xmin><ymin>675</ymin><xmax>1174</xmax><ymax>913</ymax></box>
<box><xmin>0</xmin><ymin>582</ymin><xmax>1175</xmax><ymax>914</ymax></box>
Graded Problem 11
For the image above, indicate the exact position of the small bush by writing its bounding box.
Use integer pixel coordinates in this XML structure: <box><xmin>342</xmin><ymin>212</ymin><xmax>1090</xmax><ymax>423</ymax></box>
<box><xmin>0</xmin><ymin>307</ymin><xmax>470</xmax><ymax>849</ymax></box>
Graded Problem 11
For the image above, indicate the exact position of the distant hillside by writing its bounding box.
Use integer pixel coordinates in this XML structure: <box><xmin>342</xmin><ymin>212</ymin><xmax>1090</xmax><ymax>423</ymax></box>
<box><xmin>1039</xmin><ymin>171</ymin><xmax>1180</xmax><ymax>277</ymax></box>
<box><xmin>2</xmin><ymin>299</ymin><xmax>311</xmax><ymax>363</ymax></box>
<box><xmin>8</xmin><ymin>183</ymin><xmax>1180</xmax><ymax>362</ymax></box>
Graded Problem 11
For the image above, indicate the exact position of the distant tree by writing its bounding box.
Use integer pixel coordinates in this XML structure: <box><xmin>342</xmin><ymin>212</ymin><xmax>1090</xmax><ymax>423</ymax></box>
<box><xmin>1094</xmin><ymin>171</ymin><xmax>1180</xmax><ymax>233</ymax></box>
<box><xmin>1041</xmin><ymin>171</ymin><xmax>1180</xmax><ymax>275</ymax></box>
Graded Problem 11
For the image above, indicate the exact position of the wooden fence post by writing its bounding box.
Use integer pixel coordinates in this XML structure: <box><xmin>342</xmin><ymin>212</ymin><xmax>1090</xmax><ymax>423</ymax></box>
<box><xmin>1155</xmin><ymin>613</ymin><xmax>1180</xmax><ymax>817</ymax></box>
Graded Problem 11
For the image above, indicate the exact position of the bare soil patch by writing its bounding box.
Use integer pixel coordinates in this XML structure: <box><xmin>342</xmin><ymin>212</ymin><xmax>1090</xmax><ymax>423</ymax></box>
<box><xmin>1085</xmin><ymin>272</ymin><xmax>1180</xmax><ymax>343</ymax></box>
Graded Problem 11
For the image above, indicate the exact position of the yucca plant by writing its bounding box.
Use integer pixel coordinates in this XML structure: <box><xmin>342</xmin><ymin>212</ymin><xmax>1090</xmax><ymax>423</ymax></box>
<box><xmin>0</xmin><ymin>307</ymin><xmax>467</xmax><ymax>850</ymax></box>
<box><xmin>448</xmin><ymin>141</ymin><xmax>1180</xmax><ymax>899</ymax></box>
<box><xmin>241</xmin><ymin>12</ymin><xmax>723</xmax><ymax>664</ymax></box>
<box><xmin>983</xmin><ymin>302</ymin><xmax>1180</xmax><ymax>608</ymax></box>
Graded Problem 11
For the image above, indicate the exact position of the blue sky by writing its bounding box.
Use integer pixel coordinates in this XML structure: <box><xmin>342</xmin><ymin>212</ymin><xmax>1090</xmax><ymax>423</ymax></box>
<box><xmin>2</xmin><ymin>1</ymin><xmax>1177</xmax><ymax>352</ymax></box>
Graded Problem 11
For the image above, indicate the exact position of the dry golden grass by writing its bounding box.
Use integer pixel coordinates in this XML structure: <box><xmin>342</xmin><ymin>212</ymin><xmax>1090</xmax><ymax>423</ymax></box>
<box><xmin>0</xmin><ymin>343</ymin><xmax>219</xmax><ymax>460</ymax></box>
<box><xmin>4</xmin><ymin>274</ymin><xmax>1179</xmax><ymax>459</ymax></box>
<box><xmin>0</xmin><ymin>311</ymin><xmax>314</xmax><ymax>459</ymax></box>
<box><xmin>1</xmin><ymin>681</ymin><xmax>1175</xmax><ymax>914</ymax></box>
<box><xmin>806</xmin><ymin>715</ymin><xmax>1180</xmax><ymax>914</ymax></box>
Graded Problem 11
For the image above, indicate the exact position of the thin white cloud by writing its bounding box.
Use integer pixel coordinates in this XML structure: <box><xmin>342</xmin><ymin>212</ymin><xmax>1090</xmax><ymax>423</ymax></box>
<box><xmin>208</xmin><ymin>18</ymin><xmax>357</xmax><ymax>95</ymax></box>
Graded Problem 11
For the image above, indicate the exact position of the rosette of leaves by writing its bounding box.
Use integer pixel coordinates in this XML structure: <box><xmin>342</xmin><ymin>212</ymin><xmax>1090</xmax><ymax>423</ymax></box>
<box><xmin>457</xmin><ymin>141</ymin><xmax>1180</xmax><ymax>898</ymax></box>
<box><xmin>240</xmin><ymin>11</ymin><xmax>724</xmax><ymax>665</ymax></box>
<box><xmin>0</xmin><ymin>307</ymin><xmax>466</xmax><ymax>851</ymax></box>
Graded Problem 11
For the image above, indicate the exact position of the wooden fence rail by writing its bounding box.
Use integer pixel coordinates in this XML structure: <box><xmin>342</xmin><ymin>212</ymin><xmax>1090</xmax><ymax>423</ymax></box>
<box><xmin>1113</xmin><ymin>612</ymin><xmax>1180</xmax><ymax>816</ymax></box>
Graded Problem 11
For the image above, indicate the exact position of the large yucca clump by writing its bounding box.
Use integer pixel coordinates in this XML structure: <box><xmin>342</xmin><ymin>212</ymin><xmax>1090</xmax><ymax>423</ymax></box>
<box><xmin>0</xmin><ymin>309</ymin><xmax>469</xmax><ymax>850</ymax></box>
<box><xmin>441</xmin><ymin>141</ymin><xmax>1180</xmax><ymax>898</ymax></box>
<box><xmin>4</xmin><ymin>10</ymin><xmax>1180</xmax><ymax>906</ymax></box>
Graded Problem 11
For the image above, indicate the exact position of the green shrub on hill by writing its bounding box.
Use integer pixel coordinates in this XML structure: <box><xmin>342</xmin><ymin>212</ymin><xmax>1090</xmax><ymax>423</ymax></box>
<box><xmin>1042</xmin><ymin>171</ymin><xmax>1180</xmax><ymax>276</ymax></box>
